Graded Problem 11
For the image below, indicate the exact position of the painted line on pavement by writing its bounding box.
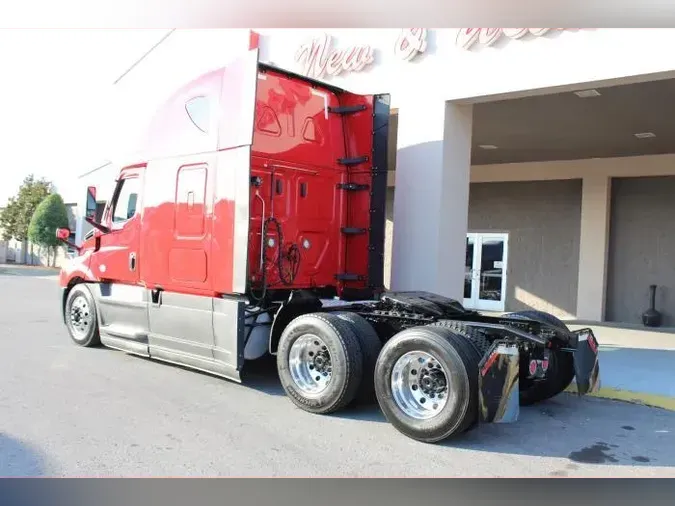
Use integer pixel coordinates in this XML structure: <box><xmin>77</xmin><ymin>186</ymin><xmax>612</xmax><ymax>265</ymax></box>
<box><xmin>565</xmin><ymin>383</ymin><xmax>675</xmax><ymax>412</ymax></box>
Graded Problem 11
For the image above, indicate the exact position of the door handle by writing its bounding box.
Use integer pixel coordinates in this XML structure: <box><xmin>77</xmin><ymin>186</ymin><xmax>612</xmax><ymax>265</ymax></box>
<box><xmin>129</xmin><ymin>252</ymin><xmax>136</xmax><ymax>271</ymax></box>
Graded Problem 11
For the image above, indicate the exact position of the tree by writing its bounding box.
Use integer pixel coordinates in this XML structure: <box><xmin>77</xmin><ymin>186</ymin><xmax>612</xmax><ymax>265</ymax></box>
<box><xmin>27</xmin><ymin>193</ymin><xmax>69</xmax><ymax>267</ymax></box>
<box><xmin>0</xmin><ymin>174</ymin><xmax>53</xmax><ymax>242</ymax></box>
<box><xmin>0</xmin><ymin>197</ymin><xmax>19</xmax><ymax>241</ymax></box>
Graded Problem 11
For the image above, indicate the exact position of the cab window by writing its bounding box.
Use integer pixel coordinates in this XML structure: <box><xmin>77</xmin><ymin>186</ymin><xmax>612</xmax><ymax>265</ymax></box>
<box><xmin>185</xmin><ymin>96</ymin><xmax>210</xmax><ymax>134</ymax></box>
<box><xmin>112</xmin><ymin>177</ymin><xmax>141</xmax><ymax>223</ymax></box>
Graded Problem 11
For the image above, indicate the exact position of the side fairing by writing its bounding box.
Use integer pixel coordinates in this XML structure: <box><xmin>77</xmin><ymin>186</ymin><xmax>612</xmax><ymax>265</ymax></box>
<box><xmin>212</xmin><ymin>48</ymin><xmax>260</xmax><ymax>295</ymax></box>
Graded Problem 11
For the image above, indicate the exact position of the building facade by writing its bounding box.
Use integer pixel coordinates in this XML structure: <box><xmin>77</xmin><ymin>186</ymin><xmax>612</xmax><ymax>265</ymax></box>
<box><xmin>72</xmin><ymin>28</ymin><xmax>675</xmax><ymax>326</ymax></box>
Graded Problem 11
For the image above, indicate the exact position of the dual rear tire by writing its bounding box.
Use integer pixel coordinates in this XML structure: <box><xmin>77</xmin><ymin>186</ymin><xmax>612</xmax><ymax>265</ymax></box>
<box><xmin>276</xmin><ymin>312</ymin><xmax>482</xmax><ymax>443</ymax></box>
<box><xmin>374</xmin><ymin>325</ymin><xmax>482</xmax><ymax>443</ymax></box>
<box><xmin>276</xmin><ymin>311</ymin><xmax>382</xmax><ymax>414</ymax></box>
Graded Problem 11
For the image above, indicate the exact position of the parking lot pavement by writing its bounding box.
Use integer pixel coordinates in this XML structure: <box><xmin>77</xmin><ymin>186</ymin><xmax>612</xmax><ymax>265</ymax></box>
<box><xmin>1</xmin><ymin>271</ymin><xmax>674</xmax><ymax>477</ymax></box>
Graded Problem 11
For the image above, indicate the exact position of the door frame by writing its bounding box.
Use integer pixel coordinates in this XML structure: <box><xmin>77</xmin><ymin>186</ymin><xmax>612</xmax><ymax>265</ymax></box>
<box><xmin>464</xmin><ymin>232</ymin><xmax>509</xmax><ymax>312</ymax></box>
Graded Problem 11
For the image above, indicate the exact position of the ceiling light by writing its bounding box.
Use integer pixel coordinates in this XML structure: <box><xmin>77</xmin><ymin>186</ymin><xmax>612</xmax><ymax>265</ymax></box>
<box><xmin>478</xmin><ymin>144</ymin><xmax>498</xmax><ymax>150</ymax></box>
<box><xmin>634</xmin><ymin>132</ymin><xmax>656</xmax><ymax>139</ymax></box>
<box><xmin>574</xmin><ymin>89</ymin><xmax>601</xmax><ymax>98</ymax></box>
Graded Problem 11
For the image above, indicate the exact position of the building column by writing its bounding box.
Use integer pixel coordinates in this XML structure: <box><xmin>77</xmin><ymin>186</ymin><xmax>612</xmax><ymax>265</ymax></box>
<box><xmin>391</xmin><ymin>100</ymin><xmax>473</xmax><ymax>301</ymax></box>
<box><xmin>576</xmin><ymin>175</ymin><xmax>611</xmax><ymax>321</ymax></box>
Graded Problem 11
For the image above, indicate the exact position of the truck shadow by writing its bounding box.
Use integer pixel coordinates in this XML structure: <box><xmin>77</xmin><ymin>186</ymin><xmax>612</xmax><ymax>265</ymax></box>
<box><xmin>0</xmin><ymin>434</ymin><xmax>50</xmax><ymax>477</ymax></box>
<box><xmin>244</xmin><ymin>360</ymin><xmax>675</xmax><ymax>467</ymax></box>
<box><xmin>241</xmin><ymin>355</ymin><xmax>287</xmax><ymax>397</ymax></box>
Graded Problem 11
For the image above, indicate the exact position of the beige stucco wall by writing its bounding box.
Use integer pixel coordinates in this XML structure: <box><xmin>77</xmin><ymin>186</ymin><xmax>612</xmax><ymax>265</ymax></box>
<box><xmin>467</xmin><ymin>180</ymin><xmax>582</xmax><ymax>318</ymax></box>
<box><xmin>607</xmin><ymin>176</ymin><xmax>675</xmax><ymax>326</ymax></box>
<box><xmin>384</xmin><ymin>153</ymin><xmax>675</xmax><ymax>322</ymax></box>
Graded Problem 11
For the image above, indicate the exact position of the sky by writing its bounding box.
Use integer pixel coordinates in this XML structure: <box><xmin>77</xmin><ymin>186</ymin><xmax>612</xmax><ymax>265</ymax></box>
<box><xmin>0</xmin><ymin>29</ymin><xmax>171</xmax><ymax>206</ymax></box>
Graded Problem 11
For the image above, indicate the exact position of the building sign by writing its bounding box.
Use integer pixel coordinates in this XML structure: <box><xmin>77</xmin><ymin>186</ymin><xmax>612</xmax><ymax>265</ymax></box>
<box><xmin>456</xmin><ymin>28</ymin><xmax>566</xmax><ymax>50</ymax></box>
<box><xmin>394</xmin><ymin>29</ymin><xmax>428</xmax><ymax>62</ymax></box>
<box><xmin>295</xmin><ymin>29</ymin><xmax>428</xmax><ymax>79</ymax></box>
<box><xmin>295</xmin><ymin>34</ymin><xmax>375</xmax><ymax>79</ymax></box>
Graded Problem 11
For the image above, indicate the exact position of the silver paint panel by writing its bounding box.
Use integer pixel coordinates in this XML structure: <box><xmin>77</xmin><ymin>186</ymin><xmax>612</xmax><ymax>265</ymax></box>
<box><xmin>91</xmin><ymin>282</ymin><xmax>244</xmax><ymax>383</ymax></box>
<box><xmin>91</xmin><ymin>283</ymin><xmax>150</xmax><ymax>341</ymax></box>
<box><xmin>100</xmin><ymin>334</ymin><xmax>150</xmax><ymax>357</ymax></box>
<box><xmin>213</xmin><ymin>296</ymin><xmax>246</xmax><ymax>370</ymax></box>
<box><xmin>148</xmin><ymin>291</ymin><xmax>215</xmax><ymax>360</ymax></box>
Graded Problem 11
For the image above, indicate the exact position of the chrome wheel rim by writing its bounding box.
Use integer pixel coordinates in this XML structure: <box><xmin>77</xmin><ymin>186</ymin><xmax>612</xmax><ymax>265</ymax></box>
<box><xmin>69</xmin><ymin>295</ymin><xmax>93</xmax><ymax>338</ymax></box>
<box><xmin>288</xmin><ymin>334</ymin><xmax>333</xmax><ymax>395</ymax></box>
<box><xmin>391</xmin><ymin>351</ymin><xmax>450</xmax><ymax>419</ymax></box>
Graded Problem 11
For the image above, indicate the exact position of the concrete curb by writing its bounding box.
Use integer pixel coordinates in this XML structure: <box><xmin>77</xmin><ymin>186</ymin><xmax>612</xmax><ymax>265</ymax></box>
<box><xmin>564</xmin><ymin>383</ymin><xmax>675</xmax><ymax>412</ymax></box>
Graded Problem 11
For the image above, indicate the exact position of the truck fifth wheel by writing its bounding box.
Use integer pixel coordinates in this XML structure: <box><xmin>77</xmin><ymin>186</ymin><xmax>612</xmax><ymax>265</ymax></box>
<box><xmin>56</xmin><ymin>48</ymin><xmax>601</xmax><ymax>444</ymax></box>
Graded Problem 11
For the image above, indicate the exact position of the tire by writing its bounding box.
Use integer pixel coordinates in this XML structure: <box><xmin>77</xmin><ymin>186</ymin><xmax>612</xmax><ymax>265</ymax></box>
<box><xmin>334</xmin><ymin>311</ymin><xmax>383</xmax><ymax>404</ymax></box>
<box><xmin>276</xmin><ymin>312</ymin><xmax>363</xmax><ymax>415</ymax></box>
<box><xmin>64</xmin><ymin>283</ymin><xmax>101</xmax><ymax>347</ymax></box>
<box><xmin>374</xmin><ymin>325</ymin><xmax>480</xmax><ymax>444</ymax></box>
<box><xmin>506</xmin><ymin>310</ymin><xmax>576</xmax><ymax>405</ymax></box>
<box><xmin>427</xmin><ymin>320</ymin><xmax>490</xmax><ymax>433</ymax></box>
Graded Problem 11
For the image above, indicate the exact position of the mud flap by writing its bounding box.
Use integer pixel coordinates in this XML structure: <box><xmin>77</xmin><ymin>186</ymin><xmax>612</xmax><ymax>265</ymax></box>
<box><xmin>572</xmin><ymin>328</ymin><xmax>601</xmax><ymax>395</ymax></box>
<box><xmin>478</xmin><ymin>342</ymin><xmax>520</xmax><ymax>424</ymax></box>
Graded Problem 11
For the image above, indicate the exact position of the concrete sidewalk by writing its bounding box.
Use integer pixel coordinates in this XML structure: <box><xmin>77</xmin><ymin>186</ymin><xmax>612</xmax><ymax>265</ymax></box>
<box><xmin>0</xmin><ymin>264</ymin><xmax>59</xmax><ymax>279</ymax></box>
<box><xmin>565</xmin><ymin>323</ymin><xmax>675</xmax><ymax>411</ymax></box>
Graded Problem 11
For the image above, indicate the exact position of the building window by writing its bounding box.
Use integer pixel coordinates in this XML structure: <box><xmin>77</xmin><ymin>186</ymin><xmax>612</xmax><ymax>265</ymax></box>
<box><xmin>112</xmin><ymin>177</ymin><xmax>141</xmax><ymax>223</ymax></box>
<box><xmin>185</xmin><ymin>96</ymin><xmax>210</xmax><ymax>134</ymax></box>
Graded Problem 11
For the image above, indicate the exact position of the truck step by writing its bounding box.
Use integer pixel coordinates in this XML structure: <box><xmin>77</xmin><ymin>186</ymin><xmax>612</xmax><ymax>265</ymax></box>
<box><xmin>335</xmin><ymin>273</ymin><xmax>366</xmax><ymax>281</ymax></box>
<box><xmin>337</xmin><ymin>155</ymin><xmax>369</xmax><ymax>166</ymax></box>
<box><xmin>336</xmin><ymin>182</ymin><xmax>370</xmax><ymax>191</ymax></box>
<box><xmin>341</xmin><ymin>227</ymin><xmax>367</xmax><ymax>235</ymax></box>
<box><xmin>328</xmin><ymin>104</ymin><xmax>367</xmax><ymax>114</ymax></box>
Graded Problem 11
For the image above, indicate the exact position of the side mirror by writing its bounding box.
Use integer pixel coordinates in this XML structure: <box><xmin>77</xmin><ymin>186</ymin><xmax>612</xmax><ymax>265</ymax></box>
<box><xmin>56</xmin><ymin>228</ymin><xmax>71</xmax><ymax>241</ymax></box>
<box><xmin>86</xmin><ymin>186</ymin><xmax>97</xmax><ymax>219</ymax></box>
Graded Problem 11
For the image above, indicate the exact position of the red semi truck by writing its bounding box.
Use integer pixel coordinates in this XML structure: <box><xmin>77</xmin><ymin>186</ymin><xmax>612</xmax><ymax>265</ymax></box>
<box><xmin>57</xmin><ymin>49</ymin><xmax>600</xmax><ymax>444</ymax></box>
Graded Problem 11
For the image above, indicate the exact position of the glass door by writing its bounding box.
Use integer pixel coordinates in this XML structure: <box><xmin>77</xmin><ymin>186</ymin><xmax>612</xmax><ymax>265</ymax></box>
<box><xmin>463</xmin><ymin>232</ymin><xmax>509</xmax><ymax>312</ymax></box>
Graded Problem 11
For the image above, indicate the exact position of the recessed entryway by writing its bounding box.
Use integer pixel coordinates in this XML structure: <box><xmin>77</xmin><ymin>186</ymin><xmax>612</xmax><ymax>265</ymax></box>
<box><xmin>464</xmin><ymin>232</ymin><xmax>509</xmax><ymax>312</ymax></box>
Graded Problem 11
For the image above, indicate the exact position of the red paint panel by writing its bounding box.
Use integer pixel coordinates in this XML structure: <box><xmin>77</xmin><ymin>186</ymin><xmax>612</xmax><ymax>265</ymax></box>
<box><xmin>210</xmin><ymin>197</ymin><xmax>236</xmax><ymax>294</ymax></box>
<box><xmin>247</xmin><ymin>68</ymin><xmax>350</xmax><ymax>294</ymax></box>
<box><xmin>89</xmin><ymin>166</ymin><xmax>144</xmax><ymax>285</ymax></box>
<box><xmin>249</xmin><ymin>30</ymin><xmax>260</xmax><ymax>50</ymax></box>
<box><xmin>174</xmin><ymin>165</ymin><xmax>207</xmax><ymax>238</ymax></box>
<box><xmin>247</xmin><ymin>158</ymin><xmax>343</xmax><ymax>291</ymax></box>
<box><xmin>169</xmin><ymin>248</ymin><xmax>208</xmax><ymax>283</ymax></box>
<box><xmin>252</xmin><ymin>69</ymin><xmax>345</xmax><ymax>169</ymax></box>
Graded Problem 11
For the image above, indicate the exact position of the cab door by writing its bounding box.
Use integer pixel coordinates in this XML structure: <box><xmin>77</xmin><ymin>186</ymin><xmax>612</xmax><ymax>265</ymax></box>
<box><xmin>94</xmin><ymin>166</ymin><xmax>144</xmax><ymax>284</ymax></box>
<box><xmin>90</xmin><ymin>165</ymin><xmax>149</xmax><ymax>340</ymax></box>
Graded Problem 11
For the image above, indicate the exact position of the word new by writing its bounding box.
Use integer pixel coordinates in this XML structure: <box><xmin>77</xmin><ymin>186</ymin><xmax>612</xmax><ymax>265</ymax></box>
<box><xmin>295</xmin><ymin>33</ymin><xmax>375</xmax><ymax>79</ymax></box>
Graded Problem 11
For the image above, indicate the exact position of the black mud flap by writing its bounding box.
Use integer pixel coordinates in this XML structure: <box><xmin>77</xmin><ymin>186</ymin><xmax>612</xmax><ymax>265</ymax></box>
<box><xmin>572</xmin><ymin>327</ymin><xmax>601</xmax><ymax>395</ymax></box>
<box><xmin>478</xmin><ymin>342</ymin><xmax>520</xmax><ymax>424</ymax></box>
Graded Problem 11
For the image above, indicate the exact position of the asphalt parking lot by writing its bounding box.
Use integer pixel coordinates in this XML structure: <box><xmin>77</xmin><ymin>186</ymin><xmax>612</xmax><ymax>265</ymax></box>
<box><xmin>1</xmin><ymin>267</ymin><xmax>674</xmax><ymax>477</ymax></box>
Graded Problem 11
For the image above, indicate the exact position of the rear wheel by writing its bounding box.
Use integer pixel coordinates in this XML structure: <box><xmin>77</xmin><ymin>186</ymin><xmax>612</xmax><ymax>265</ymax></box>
<box><xmin>374</xmin><ymin>325</ymin><xmax>480</xmax><ymax>444</ymax></box>
<box><xmin>506</xmin><ymin>310</ymin><xmax>576</xmax><ymax>405</ymax></box>
<box><xmin>334</xmin><ymin>311</ymin><xmax>382</xmax><ymax>404</ymax></box>
<box><xmin>276</xmin><ymin>312</ymin><xmax>363</xmax><ymax>414</ymax></box>
<box><xmin>64</xmin><ymin>284</ymin><xmax>101</xmax><ymax>348</ymax></box>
